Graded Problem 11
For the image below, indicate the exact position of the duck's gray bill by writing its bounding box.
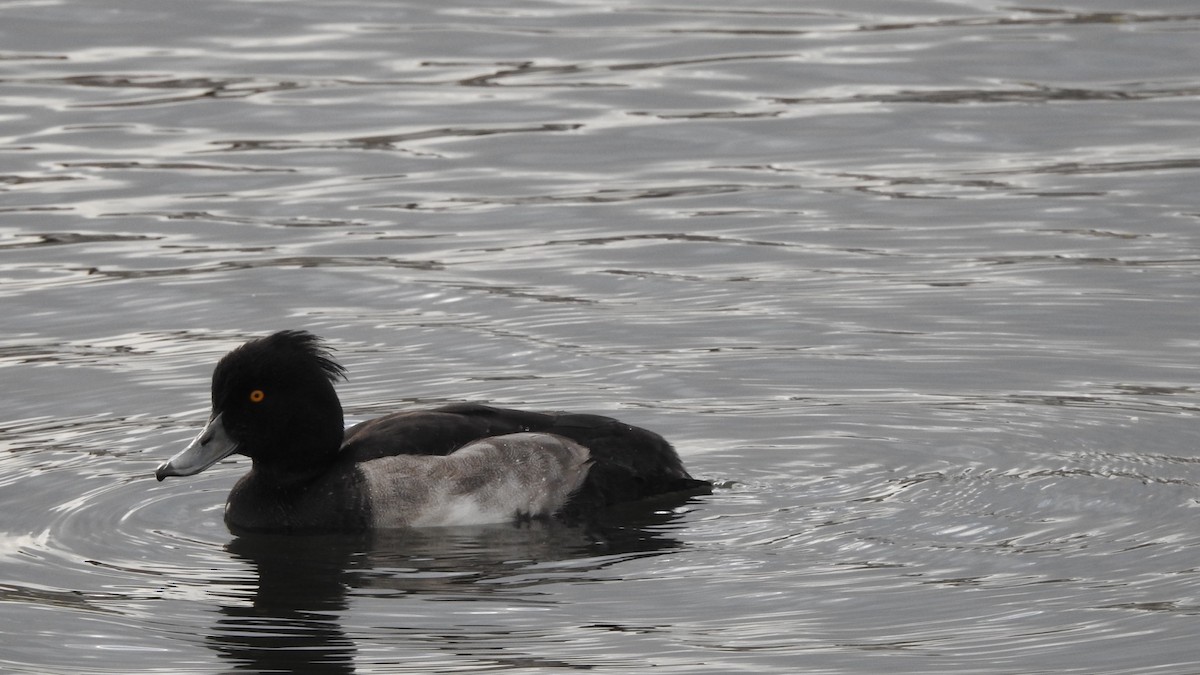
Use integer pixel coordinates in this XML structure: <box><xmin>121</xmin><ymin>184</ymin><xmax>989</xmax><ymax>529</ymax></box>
<box><xmin>155</xmin><ymin>412</ymin><xmax>239</xmax><ymax>481</ymax></box>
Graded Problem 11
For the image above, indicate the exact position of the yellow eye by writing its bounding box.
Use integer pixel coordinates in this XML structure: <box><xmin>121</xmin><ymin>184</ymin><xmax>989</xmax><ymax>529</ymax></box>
<box><xmin>249</xmin><ymin>389</ymin><xmax>265</xmax><ymax>403</ymax></box>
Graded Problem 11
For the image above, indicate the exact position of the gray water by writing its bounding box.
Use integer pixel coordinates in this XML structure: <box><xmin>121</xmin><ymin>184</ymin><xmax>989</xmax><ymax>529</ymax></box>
<box><xmin>3</xmin><ymin>1</ymin><xmax>1200</xmax><ymax>672</ymax></box>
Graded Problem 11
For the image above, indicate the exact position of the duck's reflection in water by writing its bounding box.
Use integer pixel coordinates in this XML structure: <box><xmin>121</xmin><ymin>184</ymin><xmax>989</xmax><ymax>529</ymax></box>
<box><xmin>209</xmin><ymin>504</ymin><xmax>698</xmax><ymax>673</ymax></box>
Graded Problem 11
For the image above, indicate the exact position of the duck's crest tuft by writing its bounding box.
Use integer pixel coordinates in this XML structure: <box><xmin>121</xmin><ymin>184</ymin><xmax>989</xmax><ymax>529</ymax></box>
<box><xmin>262</xmin><ymin>329</ymin><xmax>347</xmax><ymax>383</ymax></box>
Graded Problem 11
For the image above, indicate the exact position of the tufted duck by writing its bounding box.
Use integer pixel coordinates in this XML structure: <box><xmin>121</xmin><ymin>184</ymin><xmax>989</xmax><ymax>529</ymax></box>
<box><xmin>155</xmin><ymin>330</ymin><xmax>709</xmax><ymax>532</ymax></box>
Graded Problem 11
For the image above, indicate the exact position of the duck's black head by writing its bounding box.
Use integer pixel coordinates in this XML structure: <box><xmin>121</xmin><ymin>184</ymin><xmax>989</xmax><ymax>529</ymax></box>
<box><xmin>156</xmin><ymin>330</ymin><xmax>348</xmax><ymax>486</ymax></box>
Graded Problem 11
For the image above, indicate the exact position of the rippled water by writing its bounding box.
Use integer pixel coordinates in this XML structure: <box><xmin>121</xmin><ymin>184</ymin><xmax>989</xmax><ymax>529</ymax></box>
<box><xmin>3</xmin><ymin>1</ymin><xmax>1200</xmax><ymax>672</ymax></box>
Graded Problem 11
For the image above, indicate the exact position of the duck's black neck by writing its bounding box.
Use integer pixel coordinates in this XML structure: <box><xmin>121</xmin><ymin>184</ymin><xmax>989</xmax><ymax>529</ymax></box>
<box><xmin>249</xmin><ymin>413</ymin><xmax>345</xmax><ymax>492</ymax></box>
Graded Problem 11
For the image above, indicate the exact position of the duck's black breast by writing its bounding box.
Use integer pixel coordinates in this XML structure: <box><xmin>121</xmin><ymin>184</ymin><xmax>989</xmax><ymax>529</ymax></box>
<box><xmin>224</xmin><ymin>460</ymin><xmax>372</xmax><ymax>533</ymax></box>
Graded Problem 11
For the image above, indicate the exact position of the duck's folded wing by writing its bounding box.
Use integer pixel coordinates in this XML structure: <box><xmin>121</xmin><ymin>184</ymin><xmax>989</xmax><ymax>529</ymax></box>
<box><xmin>341</xmin><ymin>403</ymin><xmax>554</xmax><ymax>461</ymax></box>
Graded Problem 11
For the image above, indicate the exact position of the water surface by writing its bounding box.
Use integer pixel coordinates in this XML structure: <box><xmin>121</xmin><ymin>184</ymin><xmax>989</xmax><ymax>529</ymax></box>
<box><xmin>2</xmin><ymin>1</ymin><xmax>1200</xmax><ymax>672</ymax></box>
